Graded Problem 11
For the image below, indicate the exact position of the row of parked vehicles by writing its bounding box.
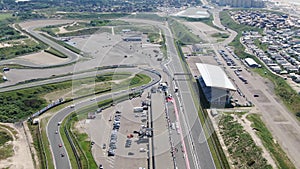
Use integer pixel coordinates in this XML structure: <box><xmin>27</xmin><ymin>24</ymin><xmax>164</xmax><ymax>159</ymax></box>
<box><xmin>108</xmin><ymin>111</ymin><xmax>122</xmax><ymax>156</ymax></box>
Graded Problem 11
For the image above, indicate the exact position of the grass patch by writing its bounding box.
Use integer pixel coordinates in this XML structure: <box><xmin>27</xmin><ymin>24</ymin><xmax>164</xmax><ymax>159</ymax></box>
<box><xmin>67</xmin><ymin>114</ymin><xmax>97</xmax><ymax>169</ymax></box>
<box><xmin>27</xmin><ymin>123</ymin><xmax>46</xmax><ymax>169</ymax></box>
<box><xmin>219</xmin><ymin>10</ymin><xmax>262</xmax><ymax>59</ymax></box>
<box><xmin>59</xmin><ymin>27</ymin><xmax>111</xmax><ymax>37</ymax></box>
<box><xmin>40</xmin><ymin>118</ymin><xmax>55</xmax><ymax>169</ymax></box>
<box><xmin>168</xmin><ymin>18</ymin><xmax>202</xmax><ymax>45</ymax></box>
<box><xmin>59</xmin><ymin>116</ymin><xmax>78</xmax><ymax>169</ymax></box>
<box><xmin>211</xmin><ymin>32</ymin><xmax>229</xmax><ymax>39</ymax></box>
<box><xmin>45</xmin><ymin>47</ymin><xmax>67</xmax><ymax>58</ymax></box>
<box><xmin>0</xmin><ymin>39</ymin><xmax>45</xmax><ymax>60</ymax></box>
<box><xmin>127</xmin><ymin>13</ymin><xmax>166</xmax><ymax>22</ymax></box>
<box><xmin>0</xmin><ymin>25</ymin><xmax>27</xmax><ymax>42</ymax></box>
<box><xmin>219</xmin><ymin>114</ymin><xmax>272</xmax><ymax>168</ymax></box>
<box><xmin>59</xmin><ymin>12</ymin><xmax>129</xmax><ymax>20</ymax></box>
<box><xmin>254</xmin><ymin>38</ymin><xmax>268</xmax><ymax>52</ymax></box>
<box><xmin>0</xmin><ymin>128</ymin><xmax>14</xmax><ymax>161</ymax></box>
<box><xmin>148</xmin><ymin>32</ymin><xmax>161</xmax><ymax>43</ymax></box>
<box><xmin>0</xmin><ymin>13</ymin><xmax>13</xmax><ymax>21</ymax></box>
<box><xmin>247</xmin><ymin>114</ymin><xmax>295</xmax><ymax>169</ymax></box>
<box><xmin>179</xmin><ymin>13</ymin><xmax>222</xmax><ymax>31</ymax></box>
<box><xmin>39</xmin><ymin>24</ymin><xmax>64</xmax><ymax>37</ymax></box>
<box><xmin>0</xmin><ymin>144</ymin><xmax>13</xmax><ymax>160</ymax></box>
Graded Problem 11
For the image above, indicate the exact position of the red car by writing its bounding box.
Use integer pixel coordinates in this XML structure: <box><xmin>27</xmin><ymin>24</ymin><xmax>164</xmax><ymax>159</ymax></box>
<box><xmin>58</xmin><ymin>144</ymin><xmax>62</xmax><ymax>148</ymax></box>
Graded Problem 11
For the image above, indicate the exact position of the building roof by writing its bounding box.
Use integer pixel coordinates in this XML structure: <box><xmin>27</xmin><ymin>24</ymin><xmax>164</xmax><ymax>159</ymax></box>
<box><xmin>196</xmin><ymin>63</ymin><xmax>236</xmax><ymax>91</ymax></box>
<box><xmin>245</xmin><ymin>58</ymin><xmax>258</xmax><ymax>66</ymax></box>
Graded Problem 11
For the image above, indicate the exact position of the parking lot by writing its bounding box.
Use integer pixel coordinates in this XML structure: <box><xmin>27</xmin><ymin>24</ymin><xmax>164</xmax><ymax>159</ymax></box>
<box><xmin>85</xmin><ymin>91</ymin><xmax>152</xmax><ymax>169</ymax></box>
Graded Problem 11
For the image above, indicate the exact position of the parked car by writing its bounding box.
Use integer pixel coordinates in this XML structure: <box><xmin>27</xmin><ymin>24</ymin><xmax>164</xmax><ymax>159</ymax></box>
<box><xmin>108</xmin><ymin>149</ymin><xmax>115</xmax><ymax>156</ymax></box>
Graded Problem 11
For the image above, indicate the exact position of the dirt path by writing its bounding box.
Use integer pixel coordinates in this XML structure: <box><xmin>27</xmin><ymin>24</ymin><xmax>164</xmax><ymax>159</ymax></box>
<box><xmin>0</xmin><ymin>123</ymin><xmax>35</xmax><ymax>169</ymax></box>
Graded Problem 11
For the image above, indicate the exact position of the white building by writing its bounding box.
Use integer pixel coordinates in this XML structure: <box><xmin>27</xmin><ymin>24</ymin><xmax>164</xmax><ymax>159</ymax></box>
<box><xmin>245</xmin><ymin>58</ymin><xmax>260</xmax><ymax>68</ymax></box>
<box><xmin>196</xmin><ymin>63</ymin><xmax>236</xmax><ymax>108</ymax></box>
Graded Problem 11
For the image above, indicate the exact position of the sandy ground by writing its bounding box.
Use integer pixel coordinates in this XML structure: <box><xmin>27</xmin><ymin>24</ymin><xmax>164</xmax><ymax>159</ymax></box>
<box><xmin>18</xmin><ymin>51</ymin><xmax>69</xmax><ymax>66</ymax></box>
<box><xmin>19</xmin><ymin>20</ymin><xmax>74</xmax><ymax>30</ymax></box>
<box><xmin>0</xmin><ymin>43</ymin><xmax>12</xmax><ymax>48</ymax></box>
<box><xmin>183</xmin><ymin>21</ymin><xmax>226</xmax><ymax>43</ymax></box>
<box><xmin>0</xmin><ymin>123</ymin><xmax>35</xmax><ymax>169</ymax></box>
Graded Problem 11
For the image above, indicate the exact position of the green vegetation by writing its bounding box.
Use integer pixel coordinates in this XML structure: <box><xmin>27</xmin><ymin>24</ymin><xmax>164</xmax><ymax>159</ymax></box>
<box><xmin>0</xmin><ymin>39</ymin><xmax>46</xmax><ymax>60</ymax></box>
<box><xmin>179</xmin><ymin>14</ymin><xmax>221</xmax><ymax>31</ymax></box>
<box><xmin>0</xmin><ymin>25</ymin><xmax>26</xmax><ymax>42</ymax></box>
<box><xmin>254</xmin><ymin>39</ymin><xmax>268</xmax><ymax>52</ymax></box>
<box><xmin>247</xmin><ymin>114</ymin><xmax>295</xmax><ymax>169</ymax></box>
<box><xmin>0</xmin><ymin>74</ymin><xmax>4</xmax><ymax>83</ymax></box>
<box><xmin>219</xmin><ymin>114</ymin><xmax>272</xmax><ymax>168</ymax></box>
<box><xmin>61</xmin><ymin>81</ymin><xmax>146</xmax><ymax>168</ymax></box>
<box><xmin>211</xmin><ymin>32</ymin><xmax>229</xmax><ymax>39</ymax></box>
<box><xmin>40</xmin><ymin>118</ymin><xmax>55</xmax><ymax>169</ymax></box>
<box><xmin>148</xmin><ymin>32</ymin><xmax>161</xmax><ymax>43</ymax></box>
<box><xmin>0</xmin><ymin>21</ymin><xmax>46</xmax><ymax>60</ymax></box>
<box><xmin>64</xmin><ymin>113</ymin><xmax>98</xmax><ymax>169</ymax></box>
<box><xmin>128</xmin><ymin>13</ymin><xmax>166</xmax><ymax>22</ymax></box>
<box><xmin>28</xmin><ymin>123</ymin><xmax>46</xmax><ymax>169</ymax></box>
<box><xmin>59</xmin><ymin>116</ymin><xmax>78</xmax><ymax>169</ymax></box>
<box><xmin>160</xmin><ymin>34</ymin><xmax>167</xmax><ymax>58</ymax></box>
<box><xmin>220</xmin><ymin>10</ymin><xmax>300</xmax><ymax>118</ymax></box>
<box><xmin>168</xmin><ymin>18</ymin><xmax>202</xmax><ymax>45</ymax></box>
<box><xmin>0</xmin><ymin>72</ymin><xmax>150</xmax><ymax>122</ymax></box>
<box><xmin>45</xmin><ymin>47</ymin><xmax>67</xmax><ymax>58</ymax></box>
<box><xmin>59</xmin><ymin>13</ymin><xmax>129</xmax><ymax>20</ymax></box>
<box><xmin>219</xmin><ymin>10</ymin><xmax>262</xmax><ymax>59</ymax></box>
<box><xmin>0</xmin><ymin>128</ymin><xmax>14</xmax><ymax>160</ymax></box>
<box><xmin>39</xmin><ymin>24</ymin><xmax>62</xmax><ymax>36</ymax></box>
<box><xmin>58</xmin><ymin>27</ymin><xmax>111</xmax><ymax>37</ymax></box>
<box><xmin>0</xmin><ymin>13</ymin><xmax>13</xmax><ymax>21</ymax></box>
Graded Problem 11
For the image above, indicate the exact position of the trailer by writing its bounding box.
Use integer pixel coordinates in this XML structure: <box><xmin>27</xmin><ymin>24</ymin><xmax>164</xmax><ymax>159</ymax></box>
<box><xmin>133</xmin><ymin>107</ymin><xmax>144</xmax><ymax>112</ymax></box>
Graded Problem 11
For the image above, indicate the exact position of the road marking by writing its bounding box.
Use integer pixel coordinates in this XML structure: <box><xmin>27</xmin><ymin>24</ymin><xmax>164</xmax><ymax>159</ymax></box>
<box><xmin>171</xmin><ymin>99</ymin><xmax>191</xmax><ymax>169</ymax></box>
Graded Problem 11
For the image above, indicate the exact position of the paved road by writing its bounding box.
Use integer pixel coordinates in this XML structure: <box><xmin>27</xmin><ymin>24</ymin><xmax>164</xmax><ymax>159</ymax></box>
<box><xmin>0</xmin><ymin>67</ymin><xmax>139</xmax><ymax>93</ymax></box>
<box><xmin>0</xmin><ymin>20</ymin><xmax>80</xmax><ymax>68</ymax></box>
<box><xmin>26</xmin><ymin>25</ymin><xmax>80</xmax><ymax>66</ymax></box>
<box><xmin>122</xmin><ymin>18</ymin><xmax>216</xmax><ymax>169</ymax></box>
<box><xmin>185</xmin><ymin>2</ymin><xmax>300</xmax><ymax>167</ymax></box>
<box><xmin>47</xmin><ymin>69</ymin><xmax>161</xmax><ymax>169</ymax></box>
<box><xmin>163</xmin><ymin>22</ymin><xmax>216</xmax><ymax>169</ymax></box>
